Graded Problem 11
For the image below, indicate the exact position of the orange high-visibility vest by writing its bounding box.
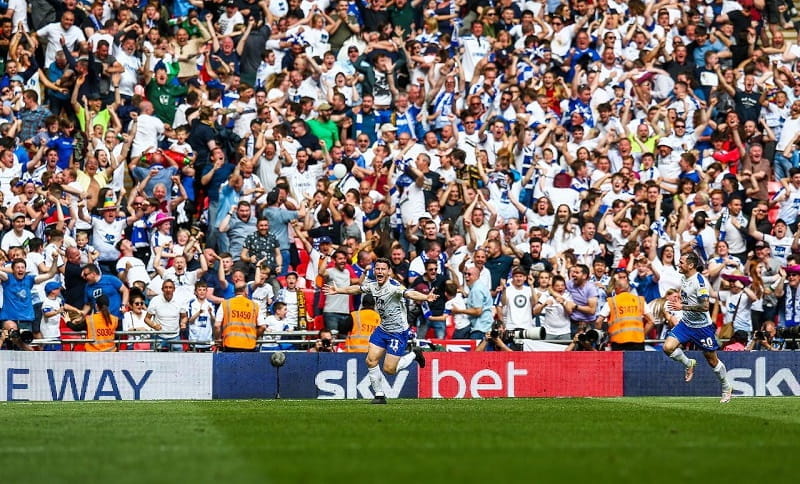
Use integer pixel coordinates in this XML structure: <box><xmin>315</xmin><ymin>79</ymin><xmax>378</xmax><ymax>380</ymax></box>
<box><xmin>607</xmin><ymin>292</ymin><xmax>646</xmax><ymax>344</ymax></box>
<box><xmin>346</xmin><ymin>309</ymin><xmax>381</xmax><ymax>352</ymax></box>
<box><xmin>221</xmin><ymin>296</ymin><xmax>260</xmax><ymax>350</ymax></box>
<box><xmin>86</xmin><ymin>313</ymin><xmax>118</xmax><ymax>352</ymax></box>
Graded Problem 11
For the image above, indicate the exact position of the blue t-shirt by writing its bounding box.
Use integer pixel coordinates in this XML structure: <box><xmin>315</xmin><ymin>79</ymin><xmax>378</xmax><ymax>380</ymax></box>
<box><xmin>132</xmin><ymin>165</ymin><xmax>178</xmax><ymax>197</ymax></box>
<box><xmin>633</xmin><ymin>274</ymin><xmax>661</xmax><ymax>303</ymax></box>
<box><xmin>0</xmin><ymin>274</ymin><xmax>35</xmax><ymax>321</ymax></box>
<box><xmin>84</xmin><ymin>275</ymin><xmax>124</xmax><ymax>319</ymax></box>
<box><xmin>47</xmin><ymin>135</ymin><xmax>75</xmax><ymax>170</ymax></box>
<box><xmin>466</xmin><ymin>281</ymin><xmax>494</xmax><ymax>333</ymax></box>
<box><xmin>262</xmin><ymin>206</ymin><xmax>298</xmax><ymax>250</ymax></box>
<box><xmin>201</xmin><ymin>162</ymin><xmax>235</xmax><ymax>202</ymax></box>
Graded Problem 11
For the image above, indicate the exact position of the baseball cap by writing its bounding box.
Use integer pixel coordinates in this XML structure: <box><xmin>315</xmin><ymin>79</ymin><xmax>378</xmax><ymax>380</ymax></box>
<box><xmin>317</xmin><ymin>236</ymin><xmax>333</xmax><ymax>244</ymax></box>
<box><xmin>317</xmin><ymin>102</ymin><xmax>332</xmax><ymax>111</ymax></box>
<box><xmin>380</xmin><ymin>123</ymin><xmax>398</xmax><ymax>133</ymax></box>
<box><xmin>45</xmin><ymin>281</ymin><xmax>61</xmax><ymax>294</ymax></box>
<box><xmin>11</xmin><ymin>212</ymin><xmax>25</xmax><ymax>220</ymax></box>
<box><xmin>754</xmin><ymin>240</ymin><xmax>769</xmax><ymax>249</ymax></box>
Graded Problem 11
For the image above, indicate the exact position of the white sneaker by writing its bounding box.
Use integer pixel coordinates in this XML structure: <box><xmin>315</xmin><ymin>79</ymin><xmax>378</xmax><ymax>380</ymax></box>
<box><xmin>720</xmin><ymin>384</ymin><xmax>733</xmax><ymax>404</ymax></box>
<box><xmin>685</xmin><ymin>359</ymin><xmax>697</xmax><ymax>382</ymax></box>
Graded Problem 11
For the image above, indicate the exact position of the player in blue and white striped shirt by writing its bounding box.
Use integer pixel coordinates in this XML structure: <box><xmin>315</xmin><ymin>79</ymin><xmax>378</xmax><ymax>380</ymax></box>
<box><xmin>663</xmin><ymin>252</ymin><xmax>733</xmax><ymax>403</ymax></box>
<box><xmin>324</xmin><ymin>258</ymin><xmax>435</xmax><ymax>404</ymax></box>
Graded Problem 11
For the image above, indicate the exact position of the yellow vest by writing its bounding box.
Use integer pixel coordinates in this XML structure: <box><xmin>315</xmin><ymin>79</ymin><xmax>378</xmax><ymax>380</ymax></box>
<box><xmin>221</xmin><ymin>296</ymin><xmax>260</xmax><ymax>350</ymax></box>
<box><xmin>86</xmin><ymin>313</ymin><xmax>118</xmax><ymax>352</ymax></box>
<box><xmin>627</xmin><ymin>133</ymin><xmax>657</xmax><ymax>154</ymax></box>
<box><xmin>346</xmin><ymin>309</ymin><xmax>381</xmax><ymax>352</ymax></box>
<box><xmin>607</xmin><ymin>292</ymin><xmax>645</xmax><ymax>344</ymax></box>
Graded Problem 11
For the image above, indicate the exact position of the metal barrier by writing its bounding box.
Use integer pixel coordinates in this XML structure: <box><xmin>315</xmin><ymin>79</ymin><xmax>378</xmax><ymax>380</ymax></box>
<box><xmin>32</xmin><ymin>330</ymin><xmax>341</xmax><ymax>351</ymax></box>
<box><xmin>28</xmin><ymin>333</ymin><xmax>736</xmax><ymax>352</ymax></box>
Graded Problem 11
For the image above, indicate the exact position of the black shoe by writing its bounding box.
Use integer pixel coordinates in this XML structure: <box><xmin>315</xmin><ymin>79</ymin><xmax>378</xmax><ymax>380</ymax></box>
<box><xmin>413</xmin><ymin>347</ymin><xmax>426</xmax><ymax>368</ymax></box>
<box><xmin>371</xmin><ymin>395</ymin><xmax>387</xmax><ymax>404</ymax></box>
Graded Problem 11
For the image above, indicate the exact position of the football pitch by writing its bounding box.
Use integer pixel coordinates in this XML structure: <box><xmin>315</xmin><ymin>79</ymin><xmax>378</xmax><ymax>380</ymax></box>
<box><xmin>3</xmin><ymin>398</ymin><xmax>799</xmax><ymax>483</ymax></box>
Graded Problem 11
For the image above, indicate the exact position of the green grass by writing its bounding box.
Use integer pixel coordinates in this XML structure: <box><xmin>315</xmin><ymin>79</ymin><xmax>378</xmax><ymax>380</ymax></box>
<box><xmin>3</xmin><ymin>398</ymin><xmax>800</xmax><ymax>483</ymax></box>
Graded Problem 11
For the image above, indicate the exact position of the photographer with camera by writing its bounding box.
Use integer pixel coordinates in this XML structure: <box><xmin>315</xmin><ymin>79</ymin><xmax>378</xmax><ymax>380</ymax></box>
<box><xmin>309</xmin><ymin>328</ymin><xmax>341</xmax><ymax>352</ymax></box>
<box><xmin>476</xmin><ymin>321</ymin><xmax>514</xmax><ymax>352</ymax></box>
<box><xmin>566</xmin><ymin>328</ymin><xmax>602</xmax><ymax>351</ymax></box>
<box><xmin>746</xmin><ymin>322</ymin><xmax>784</xmax><ymax>351</ymax></box>
<box><xmin>0</xmin><ymin>320</ymin><xmax>35</xmax><ymax>351</ymax></box>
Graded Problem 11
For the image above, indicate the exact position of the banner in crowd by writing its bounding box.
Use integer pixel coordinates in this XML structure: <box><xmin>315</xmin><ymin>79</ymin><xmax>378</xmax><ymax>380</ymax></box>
<box><xmin>417</xmin><ymin>352</ymin><xmax>624</xmax><ymax>398</ymax></box>
<box><xmin>0</xmin><ymin>353</ymin><xmax>213</xmax><ymax>401</ymax></box>
<box><xmin>623</xmin><ymin>351</ymin><xmax>800</xmax><ymax>397</ymax></box>
<box><xmin>212</xmin><ymin>353</ymin><xmax>419</xmax><ymax>399</ymax></box>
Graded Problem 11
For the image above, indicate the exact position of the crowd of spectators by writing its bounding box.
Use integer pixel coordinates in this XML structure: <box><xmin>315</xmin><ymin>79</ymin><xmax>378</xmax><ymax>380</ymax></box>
<box><xmin>1</xmin><ymin>0</ymin><xmax>800</xmax><ymax>352</ymax></box>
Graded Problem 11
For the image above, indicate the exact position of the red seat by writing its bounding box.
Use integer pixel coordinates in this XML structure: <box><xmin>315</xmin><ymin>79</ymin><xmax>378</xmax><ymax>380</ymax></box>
<box><xmin>303</xmin><ymin>288</ymin><xmax>320</xmax><ymax>317</ymax></box>
<box><xmin>294</xmin><ymin>240</ymin><xmax>310</xmax><ymax>276</ymax></box>
<box><xmin>308</xmin><ymin>315</ymin><xmax>324</xmax><ymax>331</ymax></box>
<box><xmin>768</xmin><ymin>181</ymin><xmax>781</xmax><ymax>224</ymax></box>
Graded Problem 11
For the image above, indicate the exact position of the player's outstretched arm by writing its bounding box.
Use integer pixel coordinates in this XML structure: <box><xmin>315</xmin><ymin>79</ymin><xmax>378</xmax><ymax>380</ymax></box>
<box><xmin>404</xmin><ymin>290</ymin><xmax>438</xmax><ymax>303</ymax></box>
<box><xmin>323</xmin><ymin>283</ymin><xmax>363</xmax><ymax>295</ymax></box>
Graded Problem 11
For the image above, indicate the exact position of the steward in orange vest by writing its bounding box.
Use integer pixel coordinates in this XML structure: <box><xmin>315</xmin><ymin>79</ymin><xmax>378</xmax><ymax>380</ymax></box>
<box><xmin>67</xmin><ymin>294</ymin><xmax>118</xmax><ymax>352</ymax></box>
<box><xmin>597</xmin><ymin>271</ymin><xmax>653</xmax><ymax>351</ymax></box>
<box><xmin>344</xmin><ymin>294</ymin><xmax>381</xmax><ymax>352</ymax></box>
<box><xmin>215</xmin><ymin>284</ymin><xmax>262</xmax><ymax>351</ymax></box>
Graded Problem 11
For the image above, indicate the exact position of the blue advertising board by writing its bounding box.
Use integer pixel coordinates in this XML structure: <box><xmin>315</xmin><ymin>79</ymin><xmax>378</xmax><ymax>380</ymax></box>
<box><xmin>624</xmin><ymin>351</ymin><xmax>800</xmax><ymax>397</ymax></box>
<box><xmin>213</xmin><ymin>353</ymin><xmax>418</xmax><ymax>399</ymax></box>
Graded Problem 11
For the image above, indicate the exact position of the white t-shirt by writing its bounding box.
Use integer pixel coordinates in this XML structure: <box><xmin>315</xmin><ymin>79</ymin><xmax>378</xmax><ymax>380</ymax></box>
<box><xmin>763</xmin><ymin>234</ymin><xmax>794</xmax><ymax>263</ymax></box>
<box><xmin>538</xmin><ymin>291</ymin><xmax>573</xmax><ymax>337</ymax></box>
<box><xmin>568</xmin><ymin>236</ymin><xmax>603</xmax><ymax>267</ymax></box>
<box><xmin>132</xmin><ymin>114</ymin><xmax>165</xmax><ymax>157</ymax></box>
<box><xmin>117</xmin><ymin>256</ymin><xmax>150</xmax><ymax>285</ymax></box>
<box><xmin>9</xmin><ymin>0</ymin><xmax>29</xmax><ymax>33</ymax></box>
<box><xmin>720</xmin><ymin>290</ymin><xmax>754</xmax><ymax>332</ymax></box>
<box><xmin>91</xmin><ymin>215</ymin><xmax>126</xmax><ymax>261</ymax></box>
<box><xmin>37</xmin><ymin>22</ymin><xmax>85</xmax><ymax>65</ymax></box>
<box><xmin>147</xmin><ymin>295</ymin><xmax>184</xmax><ymax>337</ymax></box>
<box><xmin>186</xmin><ymin>297</ymin><xmax>215</xmax><ymax>344</ymax></box>
<box><xmin>114</xmin><ymin>48</ymin><xmax>142</xmax><ymax>97</ymax></box>
<box><xmin>460</xmin><ymin>34</ymin><xmax>491</xmax><ymax>81</ymax></box>
<box><xmin>160</xmin><ymin>268</ymin><xmax>199</xmax><ymax>305</ymax></box>
<box><xmin>1</xmin><ymin>229</ymin><xmax>34</xmax><ymax>252</ymax></box>
<box><xmin>218</xmin><ymin>11</ymin><xmax>245</xmax><ymax>35</ymax></box>
<box><xmin>446</xmin><ymin>293</ymin><xmax>470</xmax><ymax>330</ymax></box>
<box><xmin>40</xmin><ymin>295</ymin><xmax>63</xmax><ymax>339</ymax></box>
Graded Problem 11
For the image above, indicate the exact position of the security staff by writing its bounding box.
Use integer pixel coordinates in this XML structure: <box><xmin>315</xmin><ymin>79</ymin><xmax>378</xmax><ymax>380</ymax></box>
<box><xmin>343</xmin><ymin>294</ymin><xmax>381</xmax><ymax>352</ymax></box>
<box><xmin>214</xmin><ymin>283</ymin><xmax>263</xmax><ymax>351</ymax></box>
<box><xmin>67</xmin><ymin>294</ymin><xmax>119</xmax><ymax>352</ymax></box>
<box><xmin>596</xmin><ymin>269</ymin><xmax>653</xmax><ymax>350</ymax></box>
